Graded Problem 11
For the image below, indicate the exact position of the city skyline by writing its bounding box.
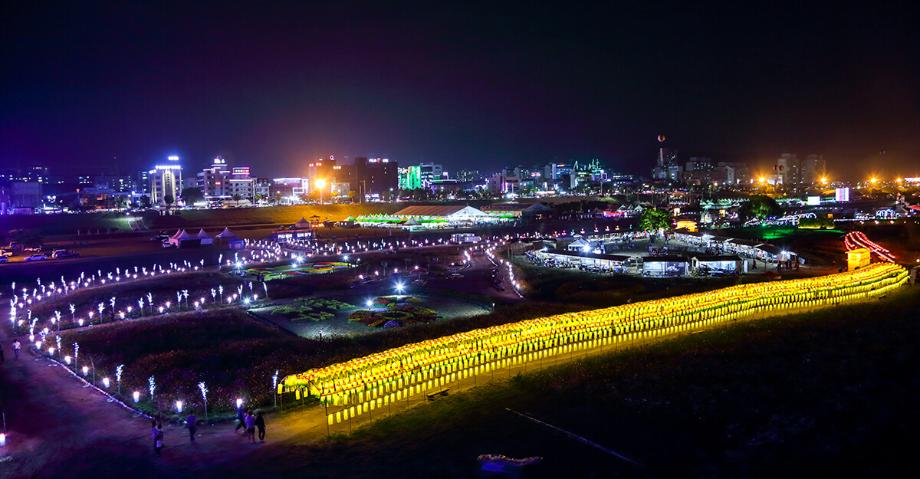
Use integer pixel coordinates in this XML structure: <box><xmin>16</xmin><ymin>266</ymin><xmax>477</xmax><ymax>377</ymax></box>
<box><xmin>3</xmin><ymin>2</ymin><xmax>919</xmax><ymax>178</ymax></box>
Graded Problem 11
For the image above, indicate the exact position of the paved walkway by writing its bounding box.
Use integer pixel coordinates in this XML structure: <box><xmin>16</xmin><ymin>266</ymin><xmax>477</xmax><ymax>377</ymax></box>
<box><xmin>0</xmin><ymin>321</ymin><xmax>333</xmax><ymax>478</ymax></box>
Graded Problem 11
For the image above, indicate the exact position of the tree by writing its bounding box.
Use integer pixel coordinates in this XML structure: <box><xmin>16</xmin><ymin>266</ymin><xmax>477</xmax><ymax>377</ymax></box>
<box><xmin>740</xmin><ymin>195</ymin><xmax>781</xmax><ymax>221</ymax></box>
<box><xmin>181</xmin><ymin>187</ymin><xmax>203</xmax><ymax>205</ymax></box>
<box><xmin>639</xmin><ymin>208</ymin><xmax>670</xmax><ymax>232</ymax></box>
<box><xmin>163</xmin><ymin>194</ymin><xmax>174</xmax><ymax>207</ymax></box>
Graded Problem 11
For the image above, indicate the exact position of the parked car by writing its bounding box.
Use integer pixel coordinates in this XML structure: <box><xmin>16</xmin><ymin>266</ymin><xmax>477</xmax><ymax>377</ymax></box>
<box><xmin>25</xmin><ymin>254</ymin><xmax>48</xmax><ymax>262</ymax></box>
<box><xmin>51</xmin><ymin>249</ymin><xmax>80</xmax><ymax>259</ymax></box>
<box><xmin>4</xmin><ymin>242</ymin><xmax>23</xmax><ymax>254</ymax></box>
<box><xmin>0</xmin><ymin>256</ymin><xmax>8</xmax><ymax>264</ymax></box>
<box><xmin>0</xmin><ymin>249</ymin><xmax>13</xmax><ymax>258</ymax></box>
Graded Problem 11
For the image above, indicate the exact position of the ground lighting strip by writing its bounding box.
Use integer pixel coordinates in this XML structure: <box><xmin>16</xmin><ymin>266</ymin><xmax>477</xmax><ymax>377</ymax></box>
<box><xmin>280</xmin><ymin>263</ymin><xmax>908</xmax><ymax>426</ymax></box>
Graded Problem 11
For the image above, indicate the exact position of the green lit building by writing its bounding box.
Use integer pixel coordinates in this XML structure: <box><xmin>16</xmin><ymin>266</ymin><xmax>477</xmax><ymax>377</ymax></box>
<box><xmin>398</xmin><ymin>165</ymin><xmax>422</xmax><ymax>190</ymax></box>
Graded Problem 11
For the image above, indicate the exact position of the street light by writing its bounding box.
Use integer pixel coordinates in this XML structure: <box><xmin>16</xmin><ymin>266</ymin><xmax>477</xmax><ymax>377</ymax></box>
<box><xmin>394</xmin><ymin>281</ymin><xmax>405</xmax><ymax>294</ymax></box>
<box><xmin>315</xmin><ymin>178</ymin><xmax>327</xmax><ymax>204</ymax></box>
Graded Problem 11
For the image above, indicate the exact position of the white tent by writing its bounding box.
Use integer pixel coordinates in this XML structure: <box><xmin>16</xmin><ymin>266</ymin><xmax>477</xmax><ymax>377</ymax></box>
<box><xmin>294</xmin><ymin>217</ymin><xmax>311</xmax><ymax>229</ymax></box>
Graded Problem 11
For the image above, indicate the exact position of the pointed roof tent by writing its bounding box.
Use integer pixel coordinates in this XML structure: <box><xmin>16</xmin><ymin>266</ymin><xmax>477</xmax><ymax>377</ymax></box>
<box><xmin>524</xmin><ymin>202</ymin><xmax>553</xmax><ymax>213</ymax></box>
<box><xmin>217</xmin><ymin>227</ymin><xmax>239</xmax><ymax>239</ymax></box>
<box><xmin>394</xmin><ymin>205</ymin><xmax>487</xmax><ymax>217</ymax></box>
<box><xmin>171</xmin><ymin>229</ymin><xmax>184</xmax><ymax>239</ymax></box>
<box><xmin>294</xmin><ymin>217</ymin><xmax>311</xmax><ymax>229</ymax></box>
<box><xmin>196</xmin><ymin>228</ymin><xmax>212</xmax><ymax>239</ymax></box>
<box><xmin>175</xmin><ymin>229</ymin><xmax>196</xmax><ymax>241</ymax></box>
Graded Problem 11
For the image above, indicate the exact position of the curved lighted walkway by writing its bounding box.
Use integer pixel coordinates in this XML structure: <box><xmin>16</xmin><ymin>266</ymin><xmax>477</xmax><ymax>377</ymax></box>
<box><xmin>281</xmin><ymin>263</ymin><xmax>909</xmax><ymax>433</ymax></box>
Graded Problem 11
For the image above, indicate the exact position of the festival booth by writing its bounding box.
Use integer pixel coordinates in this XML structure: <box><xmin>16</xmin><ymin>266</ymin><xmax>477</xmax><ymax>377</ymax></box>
<box><xmin>641</xmin><ymin>256</ymin><xmax>689</xmax><ymax>276</ymax></box>
<box><xmin>536</xmin><ymin>248</ymin><xmax>630</xmax><ymax>272</ymax></box>
<box><xmin>723</xmin><ymin>238</ymin><xmax>760</xmax><ymax>257</ymax></box>
<box><xmin>196</xmin><ymin>228</ymin><xmax>214</xmax><ymax>246</ymax></box>
<box><xmin>566</xmin><ymin>238</ymin><xmax>603</xmax><ymax>254</ymax></box>
<box><xmin>168</xmin><ymin>229</ymin><xmax>201</xmax><ymax>248</ymax></box>
<box><xmin>271</xmin><ymin>217</ymin><xmax>314</xmax><ymax>242</ymax></box>
<box><xmin>753</xmin><ymin>243</ymin><xmax>795</xmax><ymax>263</ymax></box>
<box><xmin>691</xmin><ymin>254</ymin><xmax>745</xmax><ymax>274</ymax></box>
<box><xmin>216</xmin><ymin>227</ymin><xmax>245</xmax><ymax>250</ymax></box>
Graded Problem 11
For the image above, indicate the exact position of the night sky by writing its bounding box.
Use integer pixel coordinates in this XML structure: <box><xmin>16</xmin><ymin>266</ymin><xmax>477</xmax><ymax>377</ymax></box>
<box><xmin>2</xmin><ymin>1</ymin><xmax>919</xmax><ymax>178</ymax></box>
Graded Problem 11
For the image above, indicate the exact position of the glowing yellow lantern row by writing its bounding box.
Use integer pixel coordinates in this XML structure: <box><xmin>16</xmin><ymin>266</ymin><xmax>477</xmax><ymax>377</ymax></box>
<box><xmin>282</xmin><ymin>263</ymin><xmax>907</xmax><ymax>409</ymax></box>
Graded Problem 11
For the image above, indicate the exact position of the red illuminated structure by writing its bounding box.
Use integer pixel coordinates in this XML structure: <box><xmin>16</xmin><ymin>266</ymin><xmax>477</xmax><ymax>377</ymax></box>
<box><xmin>844</xmin><ymin>231</ymin><xmax>895</xmax><ymax>263</ymax></box>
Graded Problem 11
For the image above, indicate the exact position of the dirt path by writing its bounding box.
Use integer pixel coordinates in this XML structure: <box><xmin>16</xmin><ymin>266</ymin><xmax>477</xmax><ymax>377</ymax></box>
<box><xmin>0</xmin><ymin>324</ymin><xmax>331</xmax><ymax>479</ymax></box>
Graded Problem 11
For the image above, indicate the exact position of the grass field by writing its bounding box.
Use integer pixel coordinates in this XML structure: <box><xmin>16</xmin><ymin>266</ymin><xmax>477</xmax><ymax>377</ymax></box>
<box><xmin>52</xmin><ymin>250</ymin><xmax>793</xmax><ymax>418</ymax></box>
<box><xmin>57</xmin><ymin>300</ymin><xmax>582</xmax><ymax>416</ymax></box>
<box><xmin>219</xmin><ymin>285</ymin><xmax>920</xmax><ymax>478</ymax></box>
<box><xmin>0</xmin><ymin>204</ymin><xmax>403</xmax><ymax>237</ymax></box>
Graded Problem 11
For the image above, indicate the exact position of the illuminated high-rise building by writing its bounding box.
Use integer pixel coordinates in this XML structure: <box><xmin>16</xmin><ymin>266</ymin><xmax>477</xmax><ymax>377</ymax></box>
<box><xmin>775</xmin><ymin>153</ymin><xmax>801</xmax><ymax>187</ymax></box>
<box><xmin>149</xmin><ymin>155</ymin><xmax>183</xmax><ymax>205</ymax></box>
<box><xmin>197</xmin><ymin>156</ymin><xmax>231</xmax><ymax>201</ymax></box>
<box><xmin>802</xmin><ymin>154</ymin><xmax>826</xmax><ymax>185</ymax></box>
<box><xmin>399</xmin><ymin>165</ymin><xmax>423</xmax><ymax>190</ymax></box>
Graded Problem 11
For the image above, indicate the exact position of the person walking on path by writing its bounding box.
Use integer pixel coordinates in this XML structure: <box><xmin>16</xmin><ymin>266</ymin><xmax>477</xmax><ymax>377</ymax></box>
<box><xmin>151</xmin><ymin>419</ymin><xmax>163</xmax><ymax>455</ymax></box>
<box><xmin>255</xmin><ymin>410</ymin><xmax>266</xmax><ymax>442</ymax></box>
<box><xmin>244</xmin><ymin>410</ymin><xmax>256</xmax><ymax>443</ymax></box>
<box><xmin>186</xmin><ymin>413</ymin><xmax>197</xmax><ymax>443</ymax></box>
<box><xmin>12</xmin><ymin>339</ymin><xmax>21</xmax><ymax>360</ymax></box>
<box><xmin>235</xmin><ymin>406</ymin><xmax>246</xmax><ymax>433</ymax></box>
<box><xmin>154</xmin><ymin>422</ymin><xmax>165</xmax><ymax>455</ymax></box>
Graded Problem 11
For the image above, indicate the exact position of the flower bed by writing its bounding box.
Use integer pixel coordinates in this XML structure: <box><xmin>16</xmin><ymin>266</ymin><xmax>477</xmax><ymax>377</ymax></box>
<box><xmin>348</xmin><ymin>297</ymin><xmax>438</xmax><ymax>328</ymax></box>
<box><xmin>270</xmin><ymin>298</ymin><xmax>354</xmax><ymax>322</ymax></box>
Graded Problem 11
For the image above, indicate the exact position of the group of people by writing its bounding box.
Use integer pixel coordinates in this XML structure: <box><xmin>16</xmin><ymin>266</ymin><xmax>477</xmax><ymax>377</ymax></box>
<box><xmin>235</xmin><ymin>408</ymin><xmax>266</xmax><ymax>442</ymax></box>
<box><xmin>149</xmin><ymin>408</ymin><xmax>267</xmax><ymax>455</ymax></box>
